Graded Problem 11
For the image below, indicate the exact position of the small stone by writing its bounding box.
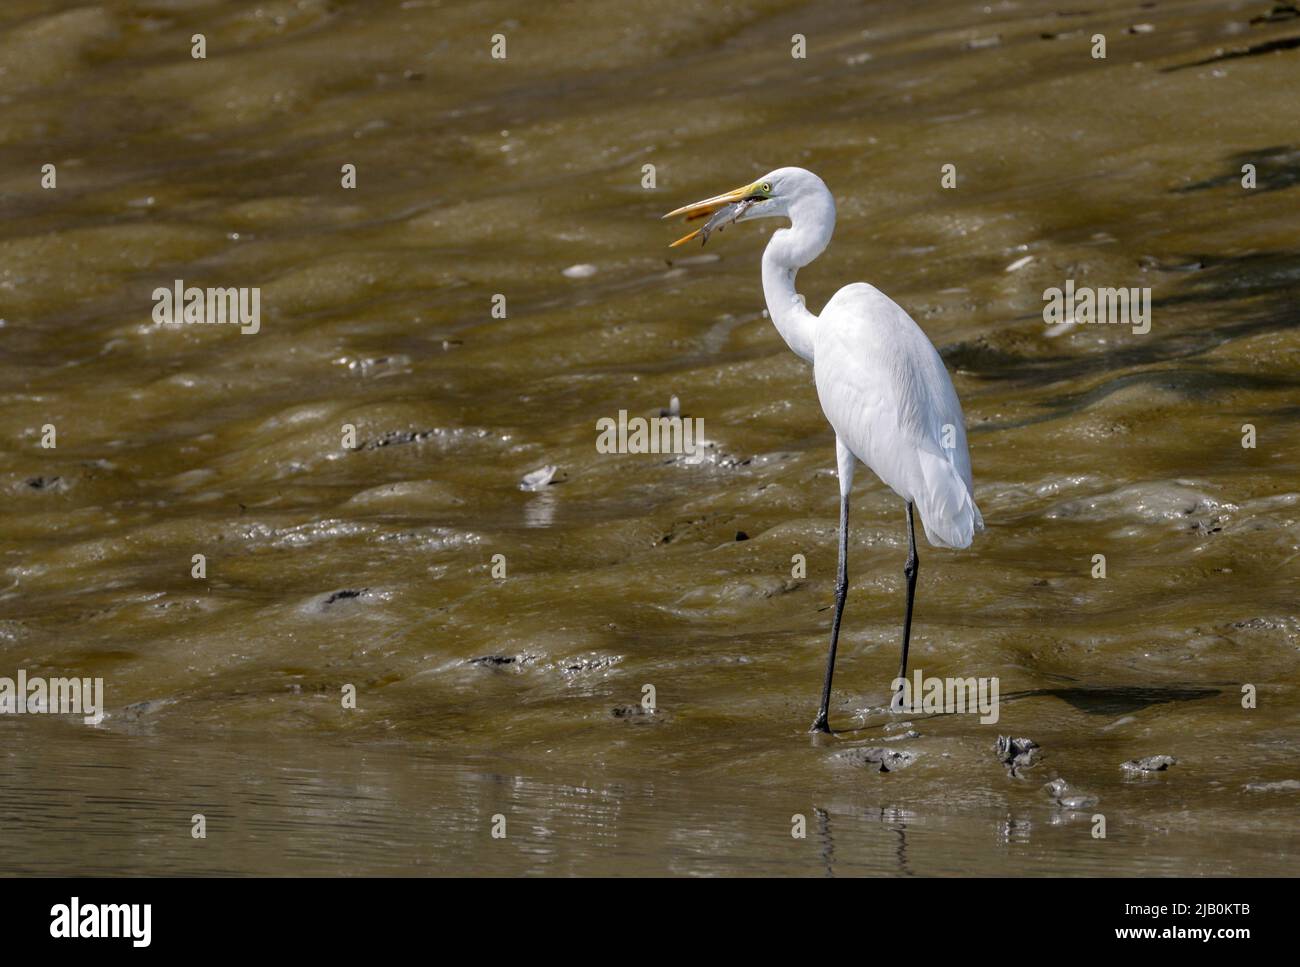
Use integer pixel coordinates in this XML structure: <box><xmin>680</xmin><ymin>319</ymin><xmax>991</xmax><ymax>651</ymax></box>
<box><xmin>1122</xmin><ymin>755</ymin><xmax>1177</xmax><ymax>773</ymax></box>
<box><xmin>1043</xmin><ymin>778</ymin><xmax>1071</xmax><ymax>798</ymax></box>
<box><xmin>996</xmin><ymin>736</ymin><xmax>1041</xmax><ymax>777</ymax></box>
<box><xmin>1042</xmin><ymin>778</ymin><xmax>1099</xmax><ymax>809</ymax></box>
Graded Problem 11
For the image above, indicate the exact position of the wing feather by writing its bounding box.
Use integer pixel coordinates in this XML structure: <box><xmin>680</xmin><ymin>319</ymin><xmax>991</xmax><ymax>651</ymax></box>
<box><xmin>812</xmin><ymin>283</ymin><xmax>982</xmax><ymax>548</ymax></box>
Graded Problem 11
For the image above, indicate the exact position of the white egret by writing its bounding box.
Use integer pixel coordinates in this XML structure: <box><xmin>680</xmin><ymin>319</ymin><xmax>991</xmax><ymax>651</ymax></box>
<box><xmin>663</xmin><ymin>167</ymin><xmax>983</xmax><ymax>733</ymax></box>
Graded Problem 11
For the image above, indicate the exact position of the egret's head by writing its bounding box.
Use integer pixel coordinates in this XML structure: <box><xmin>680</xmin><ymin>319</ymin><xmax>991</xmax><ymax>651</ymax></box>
<box><xmin>661</xmin><ymin>167</ymin><xmax>829</xmax><ymax>247</ymax></box>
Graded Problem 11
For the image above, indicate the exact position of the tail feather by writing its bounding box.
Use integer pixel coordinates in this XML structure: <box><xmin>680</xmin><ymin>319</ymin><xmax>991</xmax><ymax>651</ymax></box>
<box><xmin>915</xmin><ymin>448</ymin><xmax>983</xmax><ymax>549</ymax></box>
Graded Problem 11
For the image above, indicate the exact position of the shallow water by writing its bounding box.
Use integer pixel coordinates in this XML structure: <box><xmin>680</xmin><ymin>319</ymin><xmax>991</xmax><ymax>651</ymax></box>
<box><xmin>1</xmin><ymin>0</ymin><xmax>1298</xmax><ymax>876</ymax></box>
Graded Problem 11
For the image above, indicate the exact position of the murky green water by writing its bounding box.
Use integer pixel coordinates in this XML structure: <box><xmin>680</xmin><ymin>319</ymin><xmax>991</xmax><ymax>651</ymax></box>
<box><xmin>1</xmin><ymin>0</ymin><xmax>1297</xmax><ymax>875</ymax></box>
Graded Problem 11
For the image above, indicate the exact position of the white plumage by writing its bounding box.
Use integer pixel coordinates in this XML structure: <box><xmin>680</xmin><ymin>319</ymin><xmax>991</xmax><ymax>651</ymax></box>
<box><xmin>664</xmin><ymin>165</ymin><xmax>982</xmax><ymax>732</ymax></box>
<box><xmin>814</xmin><ymin>282</ymin><xmax>982</xmax><ymax>548</ymax></box>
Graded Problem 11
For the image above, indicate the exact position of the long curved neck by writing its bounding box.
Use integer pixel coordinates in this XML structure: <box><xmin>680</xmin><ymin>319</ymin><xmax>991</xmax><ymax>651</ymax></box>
<box><xmin>760</xmin><ymin>191</ymin><xmax>836</xmax><ymax>364</ymax></box>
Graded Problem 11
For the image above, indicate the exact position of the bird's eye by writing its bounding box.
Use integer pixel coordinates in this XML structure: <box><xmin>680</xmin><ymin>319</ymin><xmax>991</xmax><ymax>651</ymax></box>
<box><xmin>761</xmin><ymin>182</ymin><xmax>772</xmax><ymax>193</ymax></box>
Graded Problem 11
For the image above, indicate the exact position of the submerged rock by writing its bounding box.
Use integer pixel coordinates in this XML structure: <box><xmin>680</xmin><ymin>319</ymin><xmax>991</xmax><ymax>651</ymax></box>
<box><xmin>122</xmin><ymin>698</ymin><xmax>174</xmax><ymax>721</ymax></box>
<box><xmin>1044</xmin><ymin>480</ymin><xmax>1233</xmax><ymax>527</ymax></box>
<box><xmin>836</xmin><ymin>747</ymin><xmax>918</xmax><ymax>773</ymax></box>
<box><xmin>1251</xmin><ymin>3</ymin><xmax>1300</xmax><ymax>25</ymax></box>
<box><xmin>24</xmin><ymin>475</ymin><xmax>69</xmax><ymax>493</ymax></box>
<box><xmin>1244</xmin><ymin>780</ymin><xmax>1300</xmax><ymax>792</ymax></box>
<box><xmin>610</xmin><ymin>704</ymin><xmax>661</xmax><ymax>724</ymax></box>
<box><xmin>468</xmin><ymin>654</ymin><xmax>538</xmax><ymax>669</ymax></box>
<box><xmin>1043</xmin><ymin>778</ymin><xmax>1069</xmax><ymax>798</ymax></box>
<box><xmin>883</xmin><ymin>729</ymin><xmax>920</xmax><ymax>741</ymax></box>
<box><xmin>560</xmin><ymin>653</ymin><xmax>621</xmax><ymax>676</ymax></box>
<box><xmin>1043</xmin><ymin>778</ymin><xmax>1099</xmax><ymax>809</ymax></box>
<box><xmin>363</xmin><ymin>428</ymin><xmax>435</xmax><ymax>450</ymax></box>
<box><xmin>1122</xmin><ymin>755</ymin><xmax>1177</xmax><ymax>773</ymax></box>
<box><xmin>301</xmin><ymin>588</ymin><xmax>376</xmax><ymax>614</ymax></box>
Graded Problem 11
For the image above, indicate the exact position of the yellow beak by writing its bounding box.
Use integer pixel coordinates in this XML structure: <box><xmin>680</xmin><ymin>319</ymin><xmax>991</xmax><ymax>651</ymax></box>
<box><xmin>662</xmin><ymin>181</ymin><xmax>760</xmax><ymax>248</ymax></box>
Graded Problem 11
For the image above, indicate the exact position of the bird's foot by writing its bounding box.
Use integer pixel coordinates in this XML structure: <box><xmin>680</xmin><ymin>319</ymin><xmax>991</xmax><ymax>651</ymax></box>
<box><xmin>809</xmin><ymin>714</ymin><xmax>830</xmax><ymax>734</ymax></box>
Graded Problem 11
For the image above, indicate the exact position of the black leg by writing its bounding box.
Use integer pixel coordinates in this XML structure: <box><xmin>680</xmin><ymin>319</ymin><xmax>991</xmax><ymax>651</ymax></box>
<box><xmin>897</xmin><ymin>501</ymin><xmax>918</xmax><ymax>683</ymax></box>
<box><xmin>811</xmin><ymin>492</ymin><xmax>850</xmax><ymax>733</ymax></box>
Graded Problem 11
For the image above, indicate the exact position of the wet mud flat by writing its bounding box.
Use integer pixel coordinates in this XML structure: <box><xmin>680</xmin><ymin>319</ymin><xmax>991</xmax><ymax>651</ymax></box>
<box><xmin>0</xmin><ymin>0</ymin><xmax>1298</xmax><ymax>874</ymax></box>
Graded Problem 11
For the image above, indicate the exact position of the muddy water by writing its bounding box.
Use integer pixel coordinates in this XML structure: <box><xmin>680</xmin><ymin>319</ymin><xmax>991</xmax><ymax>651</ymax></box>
<box><xmin>1</xmin><ymin>0</ymin><xmax>1298</xmax><ymax>876</ymax></box>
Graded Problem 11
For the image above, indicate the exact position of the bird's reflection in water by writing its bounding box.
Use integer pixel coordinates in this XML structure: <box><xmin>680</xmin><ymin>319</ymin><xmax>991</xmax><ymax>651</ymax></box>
<box><xmin>877</xmin><ymin>805</ymin><xmax>915</xmax><ymax>877</ymax></box>
<box><xmin>814</xmin><ymin>807</ymin><xmax>834</xmax><ymax>878</ymax></box>
<box><xmin>814</xmin><ymin>805</ymin><xmax>916</xmax><ymax>877</ymax></box>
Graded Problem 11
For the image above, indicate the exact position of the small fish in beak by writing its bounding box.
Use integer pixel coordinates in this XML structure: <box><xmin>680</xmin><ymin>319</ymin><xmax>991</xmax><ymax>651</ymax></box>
<box><xmin>667</xmin><ymin>197</ymin><xmax>756</xmax><ymax>248</ymax></box>
<box><xmin>662</xmin><ymin>182</ymin><xmax>763</xmax><ymax>247</ymax></box>
<box><xmin>697</xmin><ymin>198</ymin><xmax>755</xmax><ymax>246</ymax></box>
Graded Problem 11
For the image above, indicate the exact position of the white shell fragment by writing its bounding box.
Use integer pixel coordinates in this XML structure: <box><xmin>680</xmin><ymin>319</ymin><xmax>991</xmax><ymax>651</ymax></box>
<box><xmin>519</xmin><ymin>465</ymin><xmax>559</xmax><ymax>491</ymax></box>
